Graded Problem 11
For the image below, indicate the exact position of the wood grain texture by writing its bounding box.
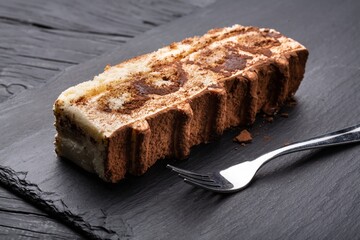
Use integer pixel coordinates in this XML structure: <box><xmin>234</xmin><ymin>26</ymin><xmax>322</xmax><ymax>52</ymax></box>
<box><xmin>0</xmin><ymin>188</ymin><xmax>82</xmax><ymax>239</ymax></box>
<box><xmin>0</xmin><ymin>0</ymin><xmax>211</xmax><ymax>103</ymax></box>
<box><xmin>0</xmin><ymin>0</ymin><xmax>359</xmax><ymax>239</ymax></box>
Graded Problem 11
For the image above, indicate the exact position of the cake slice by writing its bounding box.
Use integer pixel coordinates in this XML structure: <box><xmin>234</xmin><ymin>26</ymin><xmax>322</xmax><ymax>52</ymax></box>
<box><xmin>54</xmin><ymin>25</ymin><xmax>308</xmax><ymax>182</ymax></box>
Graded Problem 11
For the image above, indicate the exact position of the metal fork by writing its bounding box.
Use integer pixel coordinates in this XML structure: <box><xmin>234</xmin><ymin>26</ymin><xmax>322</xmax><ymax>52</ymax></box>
<box><xmin>167</xmin><ymin>124</ymin><xmax>360</xmax><ymax>193</ymax></box>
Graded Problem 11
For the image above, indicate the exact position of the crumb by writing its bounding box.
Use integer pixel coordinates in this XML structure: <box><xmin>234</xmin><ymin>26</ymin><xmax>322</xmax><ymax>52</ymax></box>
<box><xmin>234</xmin><ymin>129</ymin><xmax>252</xmax><ymax>144</ymax></box>
<box><xmin>104</xmin><ymin>64</ymin><xmax>111</xmax><ymax>71</ymax></box>
<box><xmin>263</xmin><ymin>135</ymin><xmax>271</xmax><ymax>142</ymax></box>
<box><xmin>262</xmin><ymin>107</ymin><xmax>277</xmax><ymax>115</ymax></box>
<box><xmin>265</xmin><ymin>116</ymin><xmax>274</xmax><ymax>122</ymax></box>
<box><xmin>286</xmin><ymin>97</ymin><xmax>297</xmax><ymax>107</ymax></box>
<box><xmin>262</xmin><ymin>113</ymin><xmax>274</xmax><ymax>123</ymax></box>
<box><xmin>280</xmin><ymin>113</ymin><xmax>289</xmax><ymax>118</ymax></box>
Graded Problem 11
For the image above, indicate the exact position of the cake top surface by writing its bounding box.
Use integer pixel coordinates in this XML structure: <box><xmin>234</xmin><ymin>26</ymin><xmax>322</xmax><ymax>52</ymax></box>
<box><xmin>55</xmin><ymin>25</ymin><xmax>306</xmax><ymax>138</ymax></box>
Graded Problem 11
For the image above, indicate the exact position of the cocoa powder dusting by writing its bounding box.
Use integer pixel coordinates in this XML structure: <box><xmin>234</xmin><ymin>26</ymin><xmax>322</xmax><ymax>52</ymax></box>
<box><xmin>133</xmin><ymin>78</ymin><xmax>180</xmax><ymax>96</ymax></box>
<box><xmin>202</xmin><ymin>43</ymin><xmax>253</xmax><ymax>77</ymax></box>
<box><xmin>93</xmin><ymin>27</ymin><xmax>284</xmax><ymax>115</ymax></box>
<box><xmin>263</xmin><ymin>31</ymin><xmax>282</xmax><ymax>39</ymax></box>
<box><xmin>97</xmin><ymin>62</ymin><xmax>188</xmax><ymax>114</ymax></box>
<box><xmin>238</xmin><ymin>45</ymin><xmax>273</xmax><ymax>57</ymax></box>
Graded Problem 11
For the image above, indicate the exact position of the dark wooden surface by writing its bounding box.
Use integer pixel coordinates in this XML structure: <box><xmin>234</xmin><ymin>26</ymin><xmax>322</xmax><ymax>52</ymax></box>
<box><xmin>0</xmin><ymin>0</ymin><xmax>212</xmax><ymax>103</ymax></box>
<box><xmin>1</xmin><ymin>0</ymin><xmax>360</xmax><ymax>239</ymax></box>
<box><xmin>0</xmin><ymin>0</ymin><xmax>214</xmax><ymax>238</ymax></box>
<box><xmin>0</xmin><ymin>187</ymin><xmax>81</xmax><ymax>239</ymax></box>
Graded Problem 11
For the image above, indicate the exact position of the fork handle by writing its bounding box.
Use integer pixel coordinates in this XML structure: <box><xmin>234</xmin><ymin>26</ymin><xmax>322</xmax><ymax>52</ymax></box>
<box><xmin>255</xmin><ymin>124</ymin><xmax>360</xmax><ymax>166</ymax></box>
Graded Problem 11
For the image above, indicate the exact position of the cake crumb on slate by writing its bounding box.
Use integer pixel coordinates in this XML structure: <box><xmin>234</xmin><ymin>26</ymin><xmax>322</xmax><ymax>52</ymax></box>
<box><xmin>263</xmin><ymin>135</ymin><xmax>271</xmax><ymax>142</ymax></box>
<box><xmin>286</xmin><ymin>97</ymin><xmax>297</xmax><ymax>107</ymax></box>
<box><xmin>265</xmin><ymin>116</ymin><xmax>274</xmax><ymax>122</ymax></box>
<box><xmin>280</xmin><ymin>112</ymin><xmax>289</xmax><ymax>118</ymax></box>
<box><xmin>234</xmin><ymin>129</ymin><xmax>253</xmax><ymax>145</ymax></box>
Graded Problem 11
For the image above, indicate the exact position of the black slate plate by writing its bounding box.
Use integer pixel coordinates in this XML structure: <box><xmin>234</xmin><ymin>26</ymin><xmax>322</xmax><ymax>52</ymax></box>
<box><xmin>1</xmin><ymin>0</ymin><xmax>360</xmax><ymax>239</ymax></box>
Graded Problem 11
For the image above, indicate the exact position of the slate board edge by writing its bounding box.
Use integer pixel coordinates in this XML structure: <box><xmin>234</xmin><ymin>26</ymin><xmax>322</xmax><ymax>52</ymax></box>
<box><xmin>0</xmin><ymin>165</ymin><xmax>126</xmax><ymax>240</ymax></box>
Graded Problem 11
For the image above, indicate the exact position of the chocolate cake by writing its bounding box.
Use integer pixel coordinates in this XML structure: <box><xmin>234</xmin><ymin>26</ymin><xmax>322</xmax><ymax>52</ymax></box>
<box><xmin>53</xmin><ymin>25</ymin><xmax>308</xmax><ymax>182</ymax></box>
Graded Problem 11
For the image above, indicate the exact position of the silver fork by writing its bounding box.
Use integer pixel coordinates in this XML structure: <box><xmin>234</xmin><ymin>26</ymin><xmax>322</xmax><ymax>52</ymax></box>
<box><xmin>167</xmin><ymin>124</ymin><xmax>360</xmax><ymax>193</ymax></box>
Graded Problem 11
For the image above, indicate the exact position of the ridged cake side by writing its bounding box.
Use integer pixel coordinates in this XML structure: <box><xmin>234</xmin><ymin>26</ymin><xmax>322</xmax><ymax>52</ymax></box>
<box><xmin>54</xmin><ymin>25</ymin><xmax>308</xmax><ymax>182</ymax></box>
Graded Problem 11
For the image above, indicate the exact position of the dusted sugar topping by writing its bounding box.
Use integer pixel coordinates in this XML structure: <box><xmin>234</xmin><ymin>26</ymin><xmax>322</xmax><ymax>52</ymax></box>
<box><xmin>55</xmin><ymin>25</ymin><xmax>305</xmax><ymax>137</ymax></box>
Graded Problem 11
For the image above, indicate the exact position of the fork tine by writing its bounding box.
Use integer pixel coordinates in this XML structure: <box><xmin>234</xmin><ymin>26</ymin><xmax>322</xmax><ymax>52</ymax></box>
<box><xmin>183</xmin><ymin>178</ymin><xmax>224</xmax><ymax>192</ymax></box>
<box><xmin>178</xmin><ymin>174</ymin><xmax>221</xmax><ymax>187</ymax></box>
<box><xmin>167</xmin><ymin>165</ymin><xmax>211</xmax><ymax>179</ymax></box>
<box><xmin>176</xmin><ymin>172</ymin><xmax>214</xmax><ymax>182</ymax></box>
